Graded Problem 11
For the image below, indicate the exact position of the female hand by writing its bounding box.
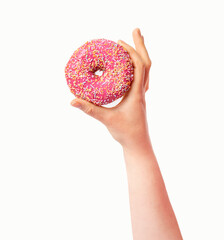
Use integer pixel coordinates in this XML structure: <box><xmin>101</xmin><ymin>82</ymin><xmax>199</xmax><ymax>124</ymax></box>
<box><xmin>71</xmin><ymin>28</ymin><xmax>152</xmax><ymax>150</ymax></box>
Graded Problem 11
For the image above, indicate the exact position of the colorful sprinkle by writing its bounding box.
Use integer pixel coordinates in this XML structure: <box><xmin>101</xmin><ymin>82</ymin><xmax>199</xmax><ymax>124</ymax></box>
<box><xmin>65</xmin><ymin>39</ymin><xmax>134</xmax><ymax>106</ymax></box>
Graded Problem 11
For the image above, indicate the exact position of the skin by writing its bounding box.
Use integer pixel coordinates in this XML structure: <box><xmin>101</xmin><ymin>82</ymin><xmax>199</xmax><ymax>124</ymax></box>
<box><xmin>71</xmin><ymin>28</ymin><xmax>183</xmax><ymax>240</ymax></box>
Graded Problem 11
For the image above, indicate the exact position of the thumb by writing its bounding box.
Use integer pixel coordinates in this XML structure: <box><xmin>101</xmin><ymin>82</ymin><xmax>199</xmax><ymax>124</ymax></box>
<box><xmin>71</xmin><ymin>98</ymin><xmax>108</xmax><ymax>123</ymax></box>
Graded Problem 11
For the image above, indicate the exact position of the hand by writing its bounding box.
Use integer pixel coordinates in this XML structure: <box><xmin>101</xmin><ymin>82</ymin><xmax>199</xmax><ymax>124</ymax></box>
<box><xmin>71</xmin><ymin>28</ymin><xmax>152</xmax><ymax>149</ymax></box>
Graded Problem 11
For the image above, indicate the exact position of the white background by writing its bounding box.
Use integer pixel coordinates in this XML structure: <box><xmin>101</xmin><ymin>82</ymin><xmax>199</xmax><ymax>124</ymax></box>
<box><xmin>0</xmin><ymin>0</ymin><xmax>223</xmax><ymax>239</ymax></box>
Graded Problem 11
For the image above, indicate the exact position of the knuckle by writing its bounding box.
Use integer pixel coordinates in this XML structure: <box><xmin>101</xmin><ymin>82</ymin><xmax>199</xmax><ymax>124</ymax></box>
<box><xmin>145</xmin><ymin>60</ymin><xmax>152</xmax><ymax>70</ymax></box>
<box><xmin>85</xmin><ymin>106</ymin><xmax>94</xmax><ymax>116</ymax></box>
<box><xmin>145</xmin><ymin>85</ymin><xmax>149</xmax><ymax>92</ymax></box>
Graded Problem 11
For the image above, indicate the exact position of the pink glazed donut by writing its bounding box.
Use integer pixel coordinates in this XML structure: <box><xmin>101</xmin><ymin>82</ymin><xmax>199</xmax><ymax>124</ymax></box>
<box><xmin>65</xmin><ymin>39</ymin><xmax>134</xmax><ymax>106</ymax></box>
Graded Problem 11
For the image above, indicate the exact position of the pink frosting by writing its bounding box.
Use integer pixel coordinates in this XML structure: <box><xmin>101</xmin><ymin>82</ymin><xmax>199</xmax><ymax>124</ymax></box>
<box><xmin>65</xmin><ymin>39</ymin><xmax>134</xmax><ymax>106</ymax></box>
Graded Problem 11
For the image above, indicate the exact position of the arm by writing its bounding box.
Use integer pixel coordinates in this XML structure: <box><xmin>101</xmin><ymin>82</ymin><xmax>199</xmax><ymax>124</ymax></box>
<box><xmin>71</xmin><ymin>28</ymin><xmax>183</xmax><ymax>240</ymax></box>
<box><xmin>123</xmin><ymin>139</ymin><xmax>182</xmax><ymax>240</ymax></box>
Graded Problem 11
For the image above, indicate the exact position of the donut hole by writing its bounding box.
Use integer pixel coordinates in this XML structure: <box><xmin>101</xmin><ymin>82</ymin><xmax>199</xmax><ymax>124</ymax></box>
<box><xmin>94</xmin><ymin>69</ymin><xmax>104</xmax><ymax>76</ymax></box>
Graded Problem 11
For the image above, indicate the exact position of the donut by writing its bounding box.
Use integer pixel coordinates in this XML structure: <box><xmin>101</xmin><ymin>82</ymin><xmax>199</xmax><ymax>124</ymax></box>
<box><xmin>65</xmin><ymin>39</ymin><xmax>134</xmax><ymax>106</ymax></box>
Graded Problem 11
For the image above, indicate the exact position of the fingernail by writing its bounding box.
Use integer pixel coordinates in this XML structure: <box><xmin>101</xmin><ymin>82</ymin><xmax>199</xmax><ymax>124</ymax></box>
<box><xmin>136</xmin><ymin>28</ymin><xmax>143</xmax><ymax>38</ymax></box>
<box><xmin>118</xmin><ymin>40</ymin><xmax>122</xmax><ymax>45</ymax></box>
<box><xmin>71</xmin><ymin>100</ymin><xmax>82</xmax><ymax>108</ymax></box>
<box><xmin>118</xmin><ymin>40</ymin><xmax>126</xmax><ymax>45</ymax></box>
<box><xmin>137</xmin><ymin>28</ymin><xmax>141</xmax><ymax>35</ymax></box>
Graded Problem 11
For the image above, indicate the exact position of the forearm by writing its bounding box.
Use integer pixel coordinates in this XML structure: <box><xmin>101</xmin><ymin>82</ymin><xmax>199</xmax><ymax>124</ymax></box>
<box><xmin>123</xmin><ymin>137</ymin><xmax>182</xmax><ymax>240</ymax></box>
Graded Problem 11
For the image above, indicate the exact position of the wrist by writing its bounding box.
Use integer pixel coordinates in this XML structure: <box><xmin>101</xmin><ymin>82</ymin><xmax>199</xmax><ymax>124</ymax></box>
<box><xmin>122</xmin><ymin>133</ymin><xmax>155</xmax><ymax>162</ymax></box>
